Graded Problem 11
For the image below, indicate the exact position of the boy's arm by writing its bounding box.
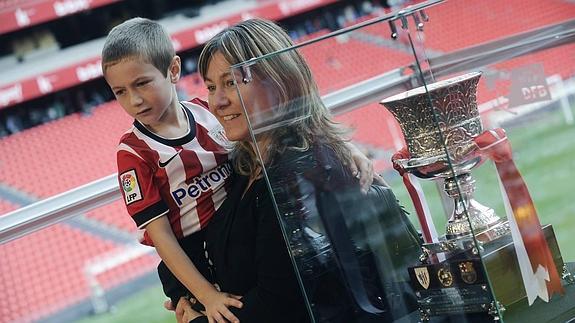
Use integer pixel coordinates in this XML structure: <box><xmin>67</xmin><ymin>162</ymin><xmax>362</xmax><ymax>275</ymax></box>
<box><xmin>147</xmin><ymin>216</ymin><xmax>214</xmax><ymax>298</ymax></box>
<box><xmin>146</xmin><ymin>216</ymin><xmax>242</xmax><ymax>323</ymax></box>
<box><xmin>117</xmin><ymin>147</ymin><xmax>241</xmax><ymax>321</ymax></box>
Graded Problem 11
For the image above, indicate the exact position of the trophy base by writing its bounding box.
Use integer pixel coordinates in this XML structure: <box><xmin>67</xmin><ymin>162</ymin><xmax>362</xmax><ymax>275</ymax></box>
<box><xmin>420</xmin><ymin>221</ymin><xmax>510</xmax><ymax>257</ymax></box>
<box><xmin>409</xmin><ymin>224</ymin><xmax>565</xmax><ymax>319</ymax></box>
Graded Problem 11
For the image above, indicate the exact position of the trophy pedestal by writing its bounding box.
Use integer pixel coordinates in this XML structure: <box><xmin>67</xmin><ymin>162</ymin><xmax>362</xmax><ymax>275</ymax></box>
<box><xmin>408</xmin><ymin>224</ymin><xmax>565</xmax><ymax>320</ymax></box>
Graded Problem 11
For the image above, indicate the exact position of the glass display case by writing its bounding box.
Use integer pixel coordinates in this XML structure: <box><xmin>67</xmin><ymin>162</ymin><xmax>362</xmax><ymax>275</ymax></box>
<box><xmin>230</xmin><ymin>0</ymin><xmax>575</xmax><ymax>322</ymax></box>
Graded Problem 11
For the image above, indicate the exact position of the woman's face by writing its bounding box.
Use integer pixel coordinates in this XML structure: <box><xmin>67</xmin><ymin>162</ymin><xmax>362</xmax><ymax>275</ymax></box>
<box><xmin>204</xmin><ymin>51</ymin><xmax>275</xmax><ymax>142</ymax></box>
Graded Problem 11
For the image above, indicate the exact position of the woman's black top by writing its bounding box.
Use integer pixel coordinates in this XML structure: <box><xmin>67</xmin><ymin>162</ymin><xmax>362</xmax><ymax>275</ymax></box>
<box><xmin>190</xmin><ymin>170</ymin><xmax>310</xmax><ymax>323</ymax></box>
<box><xmin>163</xmin><ymin>143</ymin><xmax>351</xmax><ymax>323</ymax></box>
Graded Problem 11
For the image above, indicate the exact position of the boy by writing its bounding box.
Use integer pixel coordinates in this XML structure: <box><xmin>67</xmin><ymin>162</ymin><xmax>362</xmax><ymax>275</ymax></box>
<box><xmin>101</xmin><ymin>17</ymin><xmax>242</xmax><ymax>323</ymax></box>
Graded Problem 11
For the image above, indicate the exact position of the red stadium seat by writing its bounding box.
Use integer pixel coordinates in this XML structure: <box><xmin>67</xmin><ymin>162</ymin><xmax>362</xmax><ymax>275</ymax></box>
<box><xmin>0</xmin><ymin>198</ymin><xmax>18</xmax><ymax>216</ymax></box>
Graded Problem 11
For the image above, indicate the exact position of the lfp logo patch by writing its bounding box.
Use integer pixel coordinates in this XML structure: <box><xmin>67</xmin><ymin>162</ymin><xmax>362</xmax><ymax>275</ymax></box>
<box><xmin>120</xmin><ymin>170</ymin><xmax>142</xmax><ymax>205</ymax></box>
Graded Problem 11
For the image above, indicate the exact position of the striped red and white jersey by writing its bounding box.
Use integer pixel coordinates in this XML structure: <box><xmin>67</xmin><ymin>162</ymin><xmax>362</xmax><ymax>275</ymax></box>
<box><xmin>117</xmin><ymin>98</ymin><xmax>231</xmax><ymax>246</ymax></box>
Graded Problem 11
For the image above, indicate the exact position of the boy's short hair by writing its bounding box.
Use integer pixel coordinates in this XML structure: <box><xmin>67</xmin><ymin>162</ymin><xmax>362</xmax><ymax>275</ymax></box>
<box><xmin>101</xmin><ymin>17</ymin><xmax>175</xmax><ymax>76</ymax></box>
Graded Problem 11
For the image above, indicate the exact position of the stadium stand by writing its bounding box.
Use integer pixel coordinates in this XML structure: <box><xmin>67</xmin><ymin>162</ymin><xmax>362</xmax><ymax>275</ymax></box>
<box><xmin>299</xmin><ymin>30</ymin><xmax>414</xmax><ymax>94</ymax></box>
<box><xmin>84</xmin><ymin>199</ymin><xmax>139</xmax><ymax>233</ymax></box>
<box><xmin>359</xmin><ymin>0</ymin><xmax>575</xmax><ymax>103</ymax></box>
<box><xmin>0</xmin><ymin>198</ymin><xmax>18</xmax><ymax>215</ymax></box>
<box><xmin>0</xmin><ymin>224</ymin><xmax>118</xmax><ymax>322</ymax></box>
<box><xmin>422</xmin><ymin>0</ymin><xmax>575</xmax><ymax>53</ymax></box>
<box><xmin>426</xmin><ymin>0</ymin><xmax>575</xmax><ymax>111</ymax></box>
<box><xmin>0</xmin><ymin>101</ymin><xmax>131</xmax><ymax>197</ymax></box>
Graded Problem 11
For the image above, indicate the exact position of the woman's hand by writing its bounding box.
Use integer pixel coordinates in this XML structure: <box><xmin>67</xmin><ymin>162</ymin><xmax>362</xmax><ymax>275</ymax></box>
<box><xmin>175</xmin><ymin>297</ymin><xmax>204</xmax><ymax>323</ymax></box>
<box><xmin>346</xmin><ymin>142</ymin><xmax>388</xmax><ymax>192</ymax></box>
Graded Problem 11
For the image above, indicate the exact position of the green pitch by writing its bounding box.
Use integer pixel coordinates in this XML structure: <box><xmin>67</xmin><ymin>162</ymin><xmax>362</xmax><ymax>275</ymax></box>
<box><xmin>75</xmin><ymin>284</ymin><xmax>174</xmax><ymax>323</ymax></box>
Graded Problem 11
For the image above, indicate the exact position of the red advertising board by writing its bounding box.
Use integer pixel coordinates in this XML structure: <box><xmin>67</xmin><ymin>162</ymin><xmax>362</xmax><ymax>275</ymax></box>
<box><xmin>0</xmin><ymin>57</ymin><xmax>102</xmax><ymax>108</ymax></box>
<box><xmin>0</xmin><ymin>0</ymin><xmax>123</xmax><ymax>34</ymax></box>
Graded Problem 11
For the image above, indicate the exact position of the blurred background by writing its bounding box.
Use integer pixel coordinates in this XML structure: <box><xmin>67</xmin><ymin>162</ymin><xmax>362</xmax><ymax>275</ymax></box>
<box><xmin>0</xmin><ymin>0</ymin><xmax>574</xmax><ymax>322</ymax></box>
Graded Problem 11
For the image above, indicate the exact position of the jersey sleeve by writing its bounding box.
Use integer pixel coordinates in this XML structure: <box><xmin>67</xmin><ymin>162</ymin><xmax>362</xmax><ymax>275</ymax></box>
<box><xmin>117</xmin><ymin>148</ymin><xmax>169</xmax><ymax>229</ymax></box>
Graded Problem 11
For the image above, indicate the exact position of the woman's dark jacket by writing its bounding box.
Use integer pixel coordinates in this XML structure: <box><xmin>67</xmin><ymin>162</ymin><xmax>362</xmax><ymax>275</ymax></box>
<box><xmin>160</xmin><ymin>143</ymin><xmax>421</xmax><ymax>322</ymax></box>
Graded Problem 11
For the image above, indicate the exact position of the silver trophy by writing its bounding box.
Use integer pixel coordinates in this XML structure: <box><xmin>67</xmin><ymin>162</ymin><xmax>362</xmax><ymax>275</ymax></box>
<box><xmin>380</xmin><ymin>72</ymin><xmax>570</xmax><ymax>321</ymax></box>
<box><xmin>380</xmin><ymin>72</ymin><xmax>505</xmax><ymax>242</ymax></box>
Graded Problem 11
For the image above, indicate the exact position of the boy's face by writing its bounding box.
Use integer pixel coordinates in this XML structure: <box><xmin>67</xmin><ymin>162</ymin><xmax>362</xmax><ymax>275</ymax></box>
<box><xmin>105</xmin><ymin>57</ymin><xmax>180</xmax><ymax>129</ymax></box>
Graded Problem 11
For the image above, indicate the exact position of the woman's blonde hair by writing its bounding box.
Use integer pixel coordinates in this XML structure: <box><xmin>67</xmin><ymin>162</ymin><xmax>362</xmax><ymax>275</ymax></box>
<box><xmin>198</xmin><ymin>18</ymin><xmax>351</xmax><ymax>175</ymax></box>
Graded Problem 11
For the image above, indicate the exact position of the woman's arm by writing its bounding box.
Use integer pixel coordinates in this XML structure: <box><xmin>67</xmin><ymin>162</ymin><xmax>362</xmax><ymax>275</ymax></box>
<box><xmin>176</xmin><ymin>297</ymin><xmax>205</xmax><ymax>323</ymax></box>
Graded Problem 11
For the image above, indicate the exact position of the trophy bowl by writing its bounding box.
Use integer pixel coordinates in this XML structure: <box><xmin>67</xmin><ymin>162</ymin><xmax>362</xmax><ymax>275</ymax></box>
<box><xmin>381</xmin><ymin>72</ymin><xmax>503</xmax><ymax>239</ymax></box>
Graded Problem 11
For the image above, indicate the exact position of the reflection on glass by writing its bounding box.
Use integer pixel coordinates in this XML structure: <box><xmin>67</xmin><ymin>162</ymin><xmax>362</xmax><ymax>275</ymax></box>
<box><xmin>230</xmin><ymin>19</ymin><xmax>425</xmax><ymax>322</ymax></box>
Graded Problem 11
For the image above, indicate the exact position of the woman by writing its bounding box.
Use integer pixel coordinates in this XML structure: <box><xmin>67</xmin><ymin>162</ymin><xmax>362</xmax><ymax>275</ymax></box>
<box><xmin>170</xmin><ymin>18</ymin><xmax>420</xmax><ymax>323</ymax></box>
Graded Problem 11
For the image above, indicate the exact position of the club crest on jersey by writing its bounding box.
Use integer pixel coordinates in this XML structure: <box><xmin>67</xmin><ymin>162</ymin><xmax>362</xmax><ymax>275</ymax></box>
<box><xmin>120</xmin><ymin>169</ymin><xmax>142</xmax><ymax>205</ymax></box>
<box><xmin>208</xmin><ymin>124</ymin><xmax>231</xmax><ymax>148</ymax></box>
